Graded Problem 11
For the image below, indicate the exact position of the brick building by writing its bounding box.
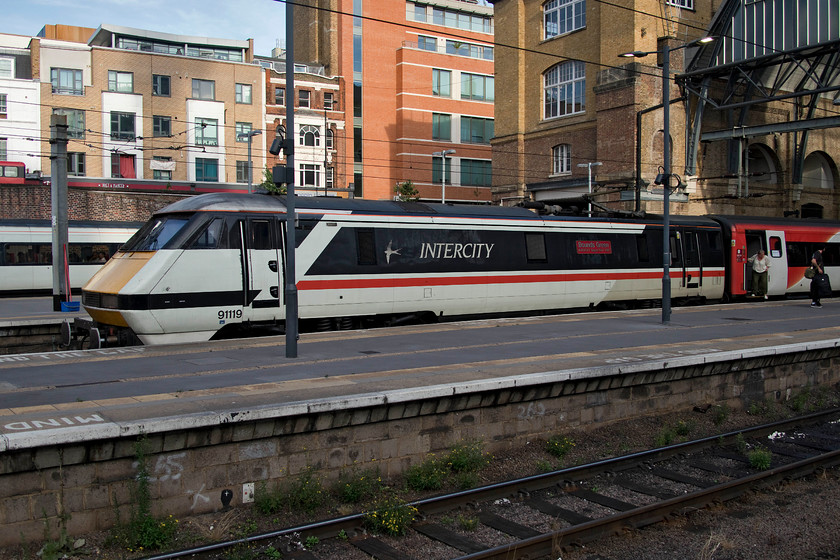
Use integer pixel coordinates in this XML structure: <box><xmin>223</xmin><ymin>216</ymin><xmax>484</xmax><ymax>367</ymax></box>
<box><xmin>294</xmin><ymin>0</ymin><xmax>495</xmax><ymax>202</ymax></box>
<box><xmin>490</xmin><ymin>0</ymin><xmax>840</xmax><ymax>218</ymax></box>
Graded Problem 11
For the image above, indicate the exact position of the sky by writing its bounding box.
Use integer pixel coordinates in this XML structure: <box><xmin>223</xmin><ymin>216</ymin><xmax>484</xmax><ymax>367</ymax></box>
<box><xmin>2</xmin><ymin>0</ymin><xmax>288</xmax><ymax>57</ymax></box>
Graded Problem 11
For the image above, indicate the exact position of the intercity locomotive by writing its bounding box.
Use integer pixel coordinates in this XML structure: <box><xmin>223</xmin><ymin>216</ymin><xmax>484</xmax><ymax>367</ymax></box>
<box><xmin>79</xmin><ymin>193</ymin><xmax>839</xmax><ymax>346</ymax></box>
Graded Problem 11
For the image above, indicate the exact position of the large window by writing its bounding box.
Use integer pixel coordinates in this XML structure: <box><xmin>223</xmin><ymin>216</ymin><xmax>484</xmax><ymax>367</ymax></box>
<box><xmin>195</xmin><ymin>158</ymin><xmax>218</xmax><ymax>182</ymax></box>
<box><xmin>666</xmin><ymin>0</ymin><xmax>694</xmax><ymax>8</ymax></box>
<box><xmin>544</xmin><ymin>0</ymin><xmax>586</xmax><ymax>39</ymax></box>
<box><xmin>191</xmin><ymin>79</ymin><xmax>215</xmax><ymax>100</ymax></box>
<box><xmin>300</xmin><ymin>164</ymin><xmax>320</xmax><ymax>186</ymax></box>
<box><xmin>461</xmin><ymin>73</ymin><xmax>494</xmax><ymax>101</ymax></box>
<box><xmin>324</xmin><ymin>92</ymin><xmax>335</xmax><ymax>110</ymax></box>
<box><xmin>461</xmin><ymin>116</ymin><xmax>493</xmax><ymax>144</ymax></box>
<box><xmin>274</xmin><ymin>87</ymin><xmax>285</xmax><ymax>105</ymax></box>
<box><xmin>111</xmin><ymin>153</ymin><xmax>136</xmax><ymax>178</ymax></box>
<box><xmin>107</xmin><ymin>70</ymin><xmax>133</xmax><ymax>93</ymax></box>
<box><xmin>152</xmin><ymin>156</ymin><xmax>172</xmax><ymax>180</ymax></box>
<box><xmin>433</xmin><ymin>69</ymin><xmax>451</xmax><ymax>97</ymax></box>
<box><xmin>235</xmin><ymin>83</ymin><xmax>252</xmax><ymax>104</ymax></box>
<box><xmin>544</xmin><ymin>60</ymin><xmax>585</xmax><ymax>119</ymax></box>
<box><xmin>299</xmin><ymin>90</ymin><xmax>311</xmax><ymax>108</ymax></box>
<box><xmin>418</xmin><ymin>35</ymin><xmax>437</xmax><ymax>51</ymax></box>
<box><xmin>0</xmin><ymin>94</ymin><xmax>6</xmax><ymax>116</ymax></box>
<box><xmin>552</xmin><ymin>144</ymin><xmax>572</xmax><ymax>174</ymax></box>
<box><xmin>195</xmin><ymin>118</ymin><xmax>218</xmax><ymax>146</ymax></box>
<box><xmin>0</xmin><ymin>58</ymin><xmax>12</xmax><ymax>79</ymax></box>
<box><xmin>445</xmin><ymin>40</ymin><xmax>493</xmax><ymax>60</ymax></box>
<box><xmin>153</xmin><ymin>75</ymin><xmax>171</xmax><ymax>96</ymax></box>
<box><xmin>110</xmin><ymin>111</ymin><xmax>136</xmax><ymax>140</ymax></box>
<box><xmin>153</xmin><ymin>115</ymin><xmax>172</xmax><ymax>137</ymax></box>
<box><xmin>52</xmin><ymin>108</ymin><xmax>85</xmax><ymax>139</ymax></box>
<box><xmin>432</xmin><ymin>113</ymin><xmax>451</xmax><ymax>141</ymax></box>
<box><xmin>461</xmin><ymin>159</ymin><xmax>492</xmax><ymax>187</ymax></box>
<box><xmin>236</xmin><ymin>161</ymin><xmax>249</xmax><ymax>183</ymax></box>
<box><xmin>432</xmin><ymin>155</ymin><xmax>452</xmax><ymax>185</ymax></box>
<box><xmin>50</xmin><ymin>68</ymin><xmax>83</xmax><ymax>95</ymax></box>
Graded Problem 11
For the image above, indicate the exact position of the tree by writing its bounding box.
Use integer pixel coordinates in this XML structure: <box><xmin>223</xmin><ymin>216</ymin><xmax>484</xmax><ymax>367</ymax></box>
<box><xmin>261</xmin><ymin>165</ymin><xmax>285</xmax><ymax>195</ymax></box>
<box><xmin>394</xmin><ymin>180</ymin><xmax>419</xmax><ymax>202</ymax></box>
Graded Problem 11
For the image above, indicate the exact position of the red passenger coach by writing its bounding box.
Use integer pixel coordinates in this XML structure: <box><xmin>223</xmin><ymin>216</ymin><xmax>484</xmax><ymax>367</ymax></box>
<box><xmin>710</xmin><ymin>215</ymin><xmax>840</xmax><ymax>299</ymax></box>
<box><xmin>0</xmin><ymin>162</ymin><xmax>40</xmax><ymax>185</ymax></box>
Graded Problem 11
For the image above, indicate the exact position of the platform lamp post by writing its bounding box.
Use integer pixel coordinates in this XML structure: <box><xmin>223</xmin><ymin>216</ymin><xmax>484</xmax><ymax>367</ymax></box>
<box><xmin>620</xmin><ymin>35</ymin><xmax>714</xmax><ymax>325</ymax></box>
<box><xmin>237</xmin><ymin>129</ymin><xmax>262</xmax><ymax>194</ymax></box>
<box><xmin>433</xmin><ymin>149</ymin><xmax>455</xmax><ymax>203</ymax></box>
<box><xmin>576</xmin><ymin>161</ymin><xmax>602</xmax><ymax>215</ymax></box>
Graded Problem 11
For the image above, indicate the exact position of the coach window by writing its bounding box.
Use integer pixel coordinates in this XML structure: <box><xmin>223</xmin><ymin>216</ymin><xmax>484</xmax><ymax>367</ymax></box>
<box><xmin>635</xmin><ymin>234</ymin><xmax>649</xmax><ymax>262</ymax></box>
<box><xmin>250</xmin><ymin>219</ymin><xmax>274</xmax><ymax>250</ymax></box>
<box><xmin>525</xmin><ymin>233</ymin><xmax>548</xmax><ymax>263</ymax></box>
<box><xmin>669</xmin><ymin>233</ymin><xmax>681</xmax><ymax>265</ymax></box>
<box><xmin>769</xmin><ymin>236</ymin><xmax>782</xmax><ymax>258</ymax></box>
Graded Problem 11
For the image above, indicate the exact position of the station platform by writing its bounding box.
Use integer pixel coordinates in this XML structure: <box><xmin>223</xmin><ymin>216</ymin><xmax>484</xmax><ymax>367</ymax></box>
<box><xmin>1</xmin><ymin>296</ymin><xmax>839</xmax><ymax>450</ymax></box>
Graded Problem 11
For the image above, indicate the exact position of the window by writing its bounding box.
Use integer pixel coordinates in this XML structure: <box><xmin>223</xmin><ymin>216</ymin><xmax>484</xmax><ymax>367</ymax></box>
<box><xmin>432</xmin><ymin>69</ymin><xmax>451</xmax><ymax>97</ymax></box>
<box><xmin>324</xmin><ymin>92</ymin><xmax>335</xmax><ymax>110</ymax></box>
<box><xmin>236</xmin><ymin>122</ymin><xmax>253</xmax><ymax>142</ymax></box>
<box><xmin>299</xmin><ymin>90</ymin><xmax>311</xmax><ymax>108</ymax></box>
<box><xmin>445</xmin><ymin>40</ymin><xmax>493</xmax><ymax>60</ymax></box>
<box><xmin>107</xmin><ymin>70</ymin><xmax>133</xmax><ymax>93</ymax></box>
<box><xmin>67</xmin><ymin>152</ymin><xmax>85</xmax><ymax>176</ymax></box>
<box><xmin>460</xmin><ymin>159</ymin><xmax>492</xmax><ymax>187</ymax></box>
<box><xmin>300</xmin><ymin>164</ymin><xmax>320</xmax><ymax>186</ymax></box>
<box><xmin>53</xmin><ymin>108</ymin><xmax>85</xmax><ymax>139</ymax></box>
<box><xmin>236</xmin><ymin>161</ymin><xmax>249</xmax><ymax>183</ymax></box>
<box><xmin>413</xmin><ymin>3</ymin><xmax>427</xmax><ymax>21</ymax></box>
<box><xmin>111</xmin><ymin>153</ymin><xmax>136</xmax><ymax>178</ymax></box>
<box><xmin>195</xmin><ymin>117</ymin><xmax>218</xmax><ymax>146</ymax></box>
<box><xmin>326</xmin><ymin>167</ymin><xmax>334</xmax><ymax>189</ymax></box>
<box><xmin>0</xmin><ymin>94</ymin><xmax>6</xmax><ymax>116</ymax></box>
<box><xmin>110</xmin><ymin>111</ymin><xmax>136</xmax><ymax>140</ymax></box>
<box><xmin>461</xmin><ymin>73</ymin><xmax>494</xmax><ymax>102</ymax></box>
<box><xmin>195</xmin><ymin>158</ymin><xmax>218</xmax><ymax>182</ymax></box>
<box><xmin>461</xmin><ymin>116</ymin><xmax>493</xmax><ymax>144</ymax></box>
<box><xmin>544</xmin><ymin>0</ymin><xmax>586</xmax><ymax>39</ymax></box>
<box><xmin>326</xmin><ymin>128</ymin><xmax>334</xmax><ymax>149</ymax></box>
<box><xmin>274</xmin><ymin>87</ymin><xmax>285</xmax><ymax>105</ymax></box>
<box><xmin>51</xmin><ymin>68</ymin><xmax>83</xmax><ymax>95</ymax></box>
<box><xmin>0</xmin><ymin>58</ymin><xmax>12</xmax><ymax>79</ymax></box>
<box><xmin>153</xmin><ymin>74</ymin><xmax>171</xmax><ymax>96</ymax></box>
<box><xmin>299</xmin><ymin>125</ymin><xmax>320</xmax><ymax>146</ymax></box>
<box><xmin>544</xmin><ymin>60</ymin><xmax>586</xmax><ymax>118</ymax></box>
<box><xmin>0</xmin><ymin>138</ymin><xmax>5</xmax><ymax>160</ymax></box>
<box><xmin>189</xmin><ymin>218</ymin><xmax>225</xmax><ymax>250</ymax></box>
<box><xmin>191</xmin><ymin>78</ymin><xmax>215</xmax><ymax>100</ymax></box>
<box><xmin>432</xmin><ymin>113</ymin><xmax>451</xmax><ymax>141</ymax></box>
<box><xmin>235</xmin><ymin>83</ymin><xmax>252</xmax><ymax>104</ymax></box>
<box><xmin>152</xmin><ymin>156</ymin><xmax>172</xmax><ymax>180</ymax></box>
<box><xmin>666</xmin><ymin>0</ymin><xmax>694</xmax><ymax>8</ymax></box>
<box><xmin>525</xmin><ymin>233</ymin><xmax>548</xmax><ymax>262</ymax></box>
<box><xmin>418</xmin><ymin>35</ymin><xmax>437</xmax><ymax>51</ymax></box>
<box><xmin>552</xmin><ymin>144</ymin><xmax>571</xmax><ymax>174</ymax></box>
<box><xmin>153</xmin><ymin>115</ymin><xmax>172</xmax><ymax>137</ymax></box>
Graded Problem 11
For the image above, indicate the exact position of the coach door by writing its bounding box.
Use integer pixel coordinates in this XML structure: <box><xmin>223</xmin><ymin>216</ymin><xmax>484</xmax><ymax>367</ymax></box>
<box><xmin>765</xmin><ymin>231</ymin><xmax>786</xmax><ymax>295</ymax></box>
<box><xmin>677</xmin><ymin>229</ymin><xmax>702</xmax><ymax>294</ymax></box>
<box><xmin>244</xmin><ymin>218</ymin><xmax>282</xmax><ymax>320</ymax></box>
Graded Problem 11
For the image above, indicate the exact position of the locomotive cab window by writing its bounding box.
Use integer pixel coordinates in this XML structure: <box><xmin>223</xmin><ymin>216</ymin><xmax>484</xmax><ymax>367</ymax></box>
<box><xmin>188</xmin><ymin>218</ymin><xmax>225</xmax><ymax>249</ymax></box>
<box><xmin>250</xmin><ymin>219</ymin><xmax>277</xmax><ymax>250</ymax></box>
<box><xmin>525</xmin><ymin>232</ymin><xmax>547</xmax><ymax>263</ymax></box>
<box><xmin>122</xmin><ymin>215</ymin><xmax>190</xmax><ymax>251</ymax></box>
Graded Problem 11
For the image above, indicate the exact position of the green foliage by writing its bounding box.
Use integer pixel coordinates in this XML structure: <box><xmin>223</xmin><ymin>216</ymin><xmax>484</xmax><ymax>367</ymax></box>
<box><xmin>254</xmin><ymin>481</ymin><xmax>284</xmax><ymax>515</ymax></box>
<box><xmin>545</xmin><ymin>435</ymin><xmax>576</xmax><ymax>459</ymax></box>
<box><xmin>735</xmin><ymin>433</ymin><xmax>748</xmax><ymax>454</ymax></box>
<box><xmin>335</xmin><ymin>464</ymin><xmax>385</xmax><ymax>504</ymax></box>
<box><xmin>748</xmin><ymin>447</ymin><xmax>772</xmax><ymax>470</ymax></box>
<box><xmin>457</xmin><ymin>514</ymin><xmax>479</xmax><ymax>531</ymax></box>
<box><xmin>654</xmin><ymin>420</ymin><xmax>693</xmax><ymax>447</ymax></box>
<box><xmin>111</xmin><ymin>436</ymin><xmax>178</xmax><ymax>552</ymax></box>
<box><xmin>304</xmin><ymin>535</ymin><xmax>320</xmax><ymax>549</ymax></box>
<box><xmin>394</xmin><ymin>180</ymin><xmax>419</xmax><ymax>202</ymax></box>
<box><xmin>405</xmin><ymin>454</ymin><xmax>449</xmax><ymax>491</ymax></box>
<box><xmin>446</xmin><ymin>440</ymin><xmax>490</xmax><ymax>473</ymax></box>
<box><xmin>712</xmin><ymin>404</ymin><xmax>730</xmax><ymax>425</ymax></box>
<box><xmin>363</xmin><ymin>495</ymin><xmax>418</xmax><ymax>536</ymax></box>
<box><xmin>536</xmin><ymin>459</ymin><xmax>555</xmax><ymax>473</ymax></box>
<box><xmin>285</xmin><ymin>467</ymin><xmax>326</xmax><ymax>513</ymax></box>
<box><xmin>261</xmin><ymin>165</ymin><xmax>285</xmax><ymax>194</ymax></box>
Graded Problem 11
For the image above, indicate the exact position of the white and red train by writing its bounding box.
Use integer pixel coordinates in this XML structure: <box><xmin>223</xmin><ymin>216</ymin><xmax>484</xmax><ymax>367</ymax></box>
<box><xmin>77</xmin><ymin>193</ymin><xmax>838</xmax><ymax>346</ymax></box>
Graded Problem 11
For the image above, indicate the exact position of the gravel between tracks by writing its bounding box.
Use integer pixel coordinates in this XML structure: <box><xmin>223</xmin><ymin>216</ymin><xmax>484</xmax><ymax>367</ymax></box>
<box><xmin>5</xmin><ymin>395</ymin><xmax>840</xmax><ymax>560</ymax></box>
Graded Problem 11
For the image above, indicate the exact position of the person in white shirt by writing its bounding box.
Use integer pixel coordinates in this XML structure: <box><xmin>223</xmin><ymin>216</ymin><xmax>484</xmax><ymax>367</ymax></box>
<box><xmin>749</xmin><ymin>249</ymin><xmax>771</xmax><ymax>299</ymax></box>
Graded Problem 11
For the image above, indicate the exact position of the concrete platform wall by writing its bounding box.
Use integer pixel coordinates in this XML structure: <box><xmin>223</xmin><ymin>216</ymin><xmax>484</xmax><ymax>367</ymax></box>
<box><xmin>1</xmin><ymin>343</ymin><xmax>838</xmax><ymax>546</ymax></box>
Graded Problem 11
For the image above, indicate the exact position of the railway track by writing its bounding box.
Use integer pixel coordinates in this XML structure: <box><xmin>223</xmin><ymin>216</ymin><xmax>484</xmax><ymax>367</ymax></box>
<box><xmin>142</xmin><ymin>408</ymin><xmax>840</xmax><ymax>560</ymax></box>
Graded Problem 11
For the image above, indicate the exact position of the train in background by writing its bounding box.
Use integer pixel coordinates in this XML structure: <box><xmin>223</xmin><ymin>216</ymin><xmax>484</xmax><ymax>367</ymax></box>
<box><xmin>0</xmin><ymin>161</ymin><xmax>249</xmax><ymax>194</ymax></box>
<box><xmin>0</xmin><ymin>220</ymin><xmax>142</xmax><ymax>297</ymax></box>
<box><xmin>75</xmin><ymin>192</ymin><xmax>840</xmax><ymax>348</ymax></box>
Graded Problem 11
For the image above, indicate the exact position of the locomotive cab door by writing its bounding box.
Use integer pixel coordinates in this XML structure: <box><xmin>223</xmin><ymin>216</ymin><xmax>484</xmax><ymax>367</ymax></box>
<box><xmin>243</xmin><ymin>218</ymin><xmax>283</xmax><ymax>321</ymax></box>
<box><xmin>673</xmin><ymin>228</ymin><xmax>702</xmax><ymax>296</ymax></box>
<box><xmin>765</xmin><ymin>231</ymin><xmax>786</xmax><ymax>296</ymax></box>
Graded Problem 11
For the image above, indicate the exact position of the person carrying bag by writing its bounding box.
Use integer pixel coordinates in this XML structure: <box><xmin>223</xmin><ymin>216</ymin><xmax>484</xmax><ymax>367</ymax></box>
<box><xmin>810</xmin><ymin>246</ymin><xmax>830</xmax><ymax>308</ymax></box>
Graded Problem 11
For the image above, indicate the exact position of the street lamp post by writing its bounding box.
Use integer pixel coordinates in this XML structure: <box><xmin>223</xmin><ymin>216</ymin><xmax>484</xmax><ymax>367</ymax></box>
<box><xmin>433</xmin><ymin>149</ymin><xmax>456</xmax><ymax>203</ymax></box>
<box><xmin>620</xmin><ymin>36</ymin><xmax>713</xmax><ymax>324</ymax></box>
<box><xmin>576</xmin><ymin>161</ymin><xmax>602</xmax><ymax>215</ymax></box>
<box><xmin>237</xmin><ymin>129</ymin><xmax>263</xmax><ymax>194</ymax></box>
